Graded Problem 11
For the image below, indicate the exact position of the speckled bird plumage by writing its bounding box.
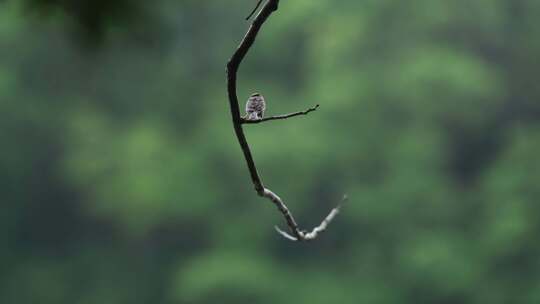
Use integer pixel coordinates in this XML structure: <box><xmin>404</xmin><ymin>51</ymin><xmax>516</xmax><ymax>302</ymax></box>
<box><xmin>245</xmin><ymin>93</ymin><xmax>266</xmax><ymax>120</ymax></box>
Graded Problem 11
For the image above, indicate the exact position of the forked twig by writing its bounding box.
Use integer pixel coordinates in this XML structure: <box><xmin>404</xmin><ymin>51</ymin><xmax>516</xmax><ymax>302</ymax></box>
<box><xmin>275</xmin><ymin>195</ymin><xmax>348</xmax><ymax>241</ymax></box>
<box><xmin>226</xmin><ymin>0</ymin><xmax>344</xmax><ymax>241</ymax></box>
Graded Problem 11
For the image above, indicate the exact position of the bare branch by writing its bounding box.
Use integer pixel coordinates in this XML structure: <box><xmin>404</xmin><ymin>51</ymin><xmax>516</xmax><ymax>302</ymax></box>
<box><xmin>242</xmin><ymin>104</ymin><xmax>320</xmax><ymax>124</ymax></box>
<box><xmin>226</xmin><ymin>0</ymin><xmax>344</xmax><ymax>241</ymax></box>
<box><xmin>275</xmin><ymin>195</ymin><xmax>348</xmax><ymax>241</ymax></box>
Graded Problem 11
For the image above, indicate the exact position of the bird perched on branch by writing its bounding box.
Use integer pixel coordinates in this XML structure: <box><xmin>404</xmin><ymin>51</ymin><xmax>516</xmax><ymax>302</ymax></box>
<box><xmin>245</xmin><ymin>93</ymin><xmax>266</xmax><ymax>120</ymax></box>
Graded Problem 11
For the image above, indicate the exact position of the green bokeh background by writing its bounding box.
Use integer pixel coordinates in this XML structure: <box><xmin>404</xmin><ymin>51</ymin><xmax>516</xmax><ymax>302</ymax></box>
<box><xmin>1</xmin><ymin>0</ymin><xmax>540</xmax><ymax>303</ymax></box>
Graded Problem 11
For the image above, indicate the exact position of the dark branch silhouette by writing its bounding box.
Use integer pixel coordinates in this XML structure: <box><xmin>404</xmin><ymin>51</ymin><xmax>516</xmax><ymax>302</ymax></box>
<box><xmin>226</xmin><ymin>0</ymin><xmax>344</xmax><ymax>241</ymax></box>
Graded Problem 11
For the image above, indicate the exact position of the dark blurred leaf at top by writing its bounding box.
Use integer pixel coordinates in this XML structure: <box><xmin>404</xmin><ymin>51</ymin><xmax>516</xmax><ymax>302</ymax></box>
<box><xmin>21</xmin><ymin>0</ymin><xmax>148</xmax><ymax>45</ymax></box>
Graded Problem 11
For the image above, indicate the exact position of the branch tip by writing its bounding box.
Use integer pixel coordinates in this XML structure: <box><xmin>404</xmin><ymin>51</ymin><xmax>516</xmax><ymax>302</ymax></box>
<box><xmin>274</xmin><ymin>226</ymin><xmax>299</xmax><ymax>241</ymax></box>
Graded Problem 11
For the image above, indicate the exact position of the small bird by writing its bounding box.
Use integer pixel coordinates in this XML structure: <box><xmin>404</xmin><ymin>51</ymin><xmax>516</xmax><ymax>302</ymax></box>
<box><xmin>245</xmin><ymin>93</ymin><xmax>266</xmax><ymax>120</ymax></box>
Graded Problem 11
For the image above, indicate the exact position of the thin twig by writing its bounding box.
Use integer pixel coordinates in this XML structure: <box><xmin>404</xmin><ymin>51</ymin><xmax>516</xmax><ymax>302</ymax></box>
<box><xmin>275</xmin><ymin>195</ymin><xmax>348</xmax><ymax>241</ymax></box>
<box><xmin>226</xmin><ymin>0</ymin><xmax>344</xmax><ymax>241</ymax></box>
<box><xmin>245</xmin><ymin>0</ymin><xmax>265</xmax><ymax>20</ymax></box>
<box><xmin>242</xmin><ymin>104</ymin><xmax>320</xmax><ymax>124</ymax></box>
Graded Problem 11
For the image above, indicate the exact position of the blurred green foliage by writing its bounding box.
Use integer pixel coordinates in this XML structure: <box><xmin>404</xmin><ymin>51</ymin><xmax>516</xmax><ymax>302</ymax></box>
<box><xmin>1</xmin><ymin>0</ymin><xmax>540</xmax><ymax>303</ymax></box>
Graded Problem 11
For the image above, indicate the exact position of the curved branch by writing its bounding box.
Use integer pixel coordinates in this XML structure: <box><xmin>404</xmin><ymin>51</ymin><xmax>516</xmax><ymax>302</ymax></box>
<box><xmin>242</xmin><ymin>104</ymin><xmax>320</xmax><ymax>124</ymax></box>
<box><xmin>226</xmin><ymin>0</ymin><xmax>344</xmax><ymax>241</ymax></box>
